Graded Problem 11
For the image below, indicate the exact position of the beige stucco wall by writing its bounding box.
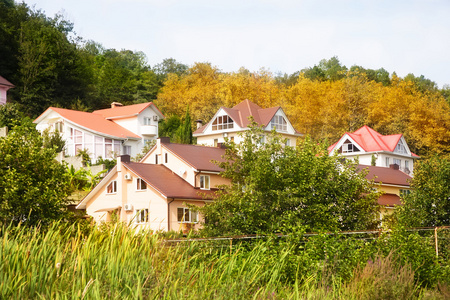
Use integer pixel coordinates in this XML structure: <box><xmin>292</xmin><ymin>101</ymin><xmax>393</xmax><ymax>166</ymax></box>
<box><xmin>168</xmin><ymin>199</ymin><xmax>207</xmax><ymax>232</ymax></box>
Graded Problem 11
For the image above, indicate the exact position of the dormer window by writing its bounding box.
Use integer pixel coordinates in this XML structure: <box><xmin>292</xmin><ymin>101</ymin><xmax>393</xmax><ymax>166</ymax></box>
<box><xmin>395</xmin><ymin>140</ymin><xmax>407</xmax><ymax>154</ymax></box>
<box><xmin>212</xmin><ymin>115</ymin><xmax>233</xmax><ymax>131</ymax></box>
<box><xmin>200</xmin><ymin>175</ymin><xmax>210</xmax><ymax>190</ymax></box>
<box><xmin>340</xmin><ymin>139</ymin><xmax>360</xmax><ymax>153</ymax></box>
<box><xmin>270</xmin><ymin>115</ymin><xmax>287</xmax><ymax>131</ymax></box>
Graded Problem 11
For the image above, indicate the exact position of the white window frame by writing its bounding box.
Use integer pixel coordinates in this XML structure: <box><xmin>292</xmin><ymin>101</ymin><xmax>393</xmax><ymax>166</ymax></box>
<box><xmin>136</xmin><ymin>209</ymin><xmax>149</xmax><ymax>223</ymax></box>
<box><xmin>395</xmin><ymin>140</ymin><xmax>407</xmax><ymax>154</ymax></box>
<box><xmin>177</xmin><ymin>207</ymin><xmax>198</xmax><ymax>223</ymax></box>
<box><xmin>136</xmin><ymin>178</ymin><xmax>147</xmax><ymax>191</ymax></box>
<box><xmin>212</xmin><ymin>115</ymin><xmax>234</xmax><ymax>131</ymax></box>
<box><xmin>123</xmin><ymin>145</ymin><xmax>131</xmax><ymax>155</ymax></box>
<box><xmin>393</xmin><ymin>158</ymin><xmax>401</xmax><ymax>166</ymax></box>
<box><xmin>143</xmin><ymin>117</ymin><xmax>152</xmax><ymax>125</ymax></box>
<box><xmin>386</xmin><ymin>157</ymin><xmax>390</xmax><ymax>167</ymax></box>
<box><xmin>106</xmin><ymin>180</ymin><xmax>117</xmax><ymax>194</ymax></box>
<box><xmin>200</xmin><ymin>175</ymin><xmax>210</xmax><ymax>190</ymax></box>
<box><xmin>270</xmin><ymin>115</ymin><xmax>287</xmax><ymax>132</ymax></box>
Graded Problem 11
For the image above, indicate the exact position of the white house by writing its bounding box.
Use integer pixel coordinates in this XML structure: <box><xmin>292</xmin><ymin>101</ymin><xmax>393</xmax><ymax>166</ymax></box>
<box><xmin>0</xmin><ymin>76</ymin><xmax>14</xmax><ymax>105</ymax></box>
<box><xmin>328</xmin><ymin>125</ymin><xmax>419</xmax><ymax>175</ymax></box>
<box><xmin>34</xmin><ymin>102</ymin><xmax>164</xmax><ymax>163</ymax></box>
<box><xmin>193</xmin><ymin>99</ymin><xmax>302</xmax><ymax>146</ymax></box>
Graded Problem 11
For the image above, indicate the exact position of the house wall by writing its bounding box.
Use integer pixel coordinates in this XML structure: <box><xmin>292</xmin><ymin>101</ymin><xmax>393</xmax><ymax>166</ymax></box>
<box><xmin>0</xmin><ymin>86</ymin><xmax>8</xmax><ymax>105</ymax></box>
<box><xmin>195</xmin><ymin>173</ymin><xmax>230</xmax><ymax>189</ymax></box>
<box><xmin>168</xmin><ymin>200</ymin><xmax>207</xmax><ymax>232</ymax></box>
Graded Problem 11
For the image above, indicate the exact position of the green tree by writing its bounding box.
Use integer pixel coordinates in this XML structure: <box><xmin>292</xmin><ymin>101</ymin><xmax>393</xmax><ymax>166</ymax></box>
<box><xmin>200</xmin><ymin>124</ymin><xmax>380</xmax><ymax>236</ymax></box>
<box><xmin>0</xmin><ymin>103</ymin><xmax>24</xmax><ymax>130</ymax></box>
<box><xmin>179</xmin><ymin>105</ymin><xmax>193</xmax><ymax>144</ymax></box>
<box><xmin>397</xmin><ymin>155</ymin><xmax>450</xmax><ymax>227</ymax></box>
<box><xmin>158</xmin><ymin>114</ymin><xmax>182</xmax><ymax>139</ymax></box>
<box><xmin>0</xmin><ymin>120</ymin><xmax>71</xmax><ymax>225</ymax></box>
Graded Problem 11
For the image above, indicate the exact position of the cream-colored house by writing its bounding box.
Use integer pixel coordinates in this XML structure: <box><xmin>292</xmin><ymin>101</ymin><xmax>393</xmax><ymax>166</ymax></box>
<box><xmin>194</xmin><ymin>99</ymin><xmax>302</xmax><ymax>147</ymax></box>
<box><xmin>77</xmin><ymin>138</ymin><xmax>229</xmax><ymax>232</ymax></box>
<box><xmin>34</xmin><ymin>102</ymin><xmax>164</xmax><ymax>163</ymax></box>
<box><xmin>357</xmin><ymin>164</ymin><xmax>412</xmax><ymax>220</ymax></box>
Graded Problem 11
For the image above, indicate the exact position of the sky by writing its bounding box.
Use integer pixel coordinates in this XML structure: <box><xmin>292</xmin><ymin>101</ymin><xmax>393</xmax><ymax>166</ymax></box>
<box><xmin>22</xmin><ymin>0</ymin><xmax>450</xmax><ymax>88</ymax></box>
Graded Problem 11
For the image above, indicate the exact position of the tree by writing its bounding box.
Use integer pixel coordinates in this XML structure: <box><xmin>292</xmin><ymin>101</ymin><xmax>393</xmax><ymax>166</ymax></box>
<box><xmin>200</xmin><ymin>124</ymin><xmax>380</xmax><ymax>236</ymax></box>
<box><xmin>179</xmin><ymin>105</ymin><xmax>193</xmax><ymax>144</ymax></box>
<box><xmin>397</xmin><ymin>155</ymin><xmax>450</xmax><ymax>227</ymax></box>
<box><xmin>0</xmin><ymin>120</ymin><xmax>71</xmax><ymax>225</ymax></box>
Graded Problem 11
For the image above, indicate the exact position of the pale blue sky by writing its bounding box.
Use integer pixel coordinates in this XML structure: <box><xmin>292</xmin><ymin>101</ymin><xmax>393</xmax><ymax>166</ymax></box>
<box><xmin>23</xmin><ymin>0</ymin><xmax>450</xmax><ymax>87</ymax></box>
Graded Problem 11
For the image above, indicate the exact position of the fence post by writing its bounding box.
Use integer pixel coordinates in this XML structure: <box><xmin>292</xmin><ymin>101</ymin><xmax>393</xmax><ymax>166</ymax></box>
<box><xmin>434</xmin><ymin>226</ymin><xmax>439</xmax><ymax>258</ymax></box>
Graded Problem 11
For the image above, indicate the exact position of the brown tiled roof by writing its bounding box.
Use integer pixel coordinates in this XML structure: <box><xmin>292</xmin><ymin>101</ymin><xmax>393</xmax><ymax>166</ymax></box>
<box><xmin>124</xmin><ymin>162</ymin><xmax>217</xmax><ymax>200</ymax></box>
<box><xmin>0</xmin><ymin>76</ymin><xmax>14</xmax><ymax>87</ymax></box>
<box><xmin>93</xmin><ymin>102</ymin><xmax>164</xmax><ymax>119</ymax></box>
<box><xmin>378</xmin><ymin>193</ymin><xmax>402</xmax><ymax>206</ymax></box>
<box><xmin>34</xmin><ymin>107</ymin><xmax>141</xmax><ymax>139</ymax></box>
<box><xmin>194</xmin><ymin>99</ymin><xmax>288</xmax><ymax>134</ymax></box>
<box><xmin>163</xmin><ymin>143</ymin><xmax>226</xmax><ymax>172</ymax></box>
<box><xmin>357</xmin><ymin>164</ymin><xmax>411</xmax><ymax>187</ymax></box>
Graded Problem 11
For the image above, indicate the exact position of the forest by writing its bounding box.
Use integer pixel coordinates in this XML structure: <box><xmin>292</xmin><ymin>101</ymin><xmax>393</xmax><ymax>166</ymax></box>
<box><xmin>2</xmin><ymin>0</ymin><xmax>450</xmax><ymax>158</ymax></box>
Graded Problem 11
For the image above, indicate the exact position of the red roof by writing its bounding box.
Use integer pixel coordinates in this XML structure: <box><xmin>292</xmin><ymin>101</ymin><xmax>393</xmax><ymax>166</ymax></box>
<box><xmin>35</xmin><ymin>107</ymin><xmax>141</xmax><ymax>139</ymax></box>
<box><xmin>93</xmin><ymin>102</ymin><xmax>164</xmax><ymax>119</ymax></box>
<box><xmin>0</xmin><ymin>76</ymin><xmax>14</xmax><ymax>87</ymax></box>
<box><xmin>162</xmin><ymin>142</ymin><xmax>227</xmax><ymax>172</ymax></box>
<box><xmin>377</xmin><ymin>193</ymin><xmax>402</xmax><ymax>206</ymax></box>
<box><xmin>357</xmin><ymin>164</ymin><xmax>411</xmax><ymax>187</ymax></box>
<box><xmin>194</xmin><ymin>99</ymin><xmax>297</xmax><ymax>134</ymax></box>
<box><xmin>124</xmin><ymin>162</ymin><xmax>217</xmax><ymax>200</ymax></box>
<box><xmin>328</xmin><ymin>125</ymin><xmax>419</xmax><ymax>157</ymax></box>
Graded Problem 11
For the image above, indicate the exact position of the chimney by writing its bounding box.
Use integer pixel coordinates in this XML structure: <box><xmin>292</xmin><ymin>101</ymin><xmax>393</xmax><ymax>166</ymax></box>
<box><xmin>111</xmin><ymin>102</ymin><xmax>123</xmax><ymax>108</ymax></box>
<box><xmin>195</xmin><ymin>119</ymin><xmax>203</xmax><ymax>129</ymax></box>
<box><xmin>120</xmin><ymin>155</ymin><xmax>131</xmax><ymax>163</ymax></box>
<box><xmin>159</xmin><ymin>137</ymin><xmax>170</xmax><ymax>144</ymax></box>
<box><xmin>390</xmin><ymin>164</ymin><xmax>399</xmax><ymax>170</ymax></box>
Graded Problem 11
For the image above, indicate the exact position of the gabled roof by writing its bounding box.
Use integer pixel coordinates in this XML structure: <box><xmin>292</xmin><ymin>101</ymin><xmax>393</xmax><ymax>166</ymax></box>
<box><xmin>357</xmin><ymin>164</ymin><xmax>411</xmax><ymax>187</ymax></box>
<box><xmin>0</xmin><ymin>76</ymin><xmax>14</xmax><ymax>88</ymax></box>
<box><xmin>328</xmin><ymin>125</ymin><xmax>419</xmax><ymax>157</ymax></box>
<box><xmin>194</xmin><ymin>99</ymin><xmax>301</xmax><ymax>135</ymax></box>
<box><xmin>93</xmin><ymin>102</ymin><xmax>164</xmax><ymax>119</ymax></box>
<box><xmin>124</xmin><ymin>162</ymin><xmax>217</xmax><ymax>200</ymax></box>
<box><xmin>34</xmin><ymin>107</ymin><xmax>141</xmax><ymax>139</ymax></box>
<box><xmin>163</xmin><ymin>143</ymin><xmax>226</xmax><ymax>172</ymax></box>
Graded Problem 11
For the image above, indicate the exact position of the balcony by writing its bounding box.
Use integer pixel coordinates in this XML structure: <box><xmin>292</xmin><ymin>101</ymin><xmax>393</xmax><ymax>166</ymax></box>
<box><xmin>141</xmin><ymin>125</ymin><xmax>158</xmax><ymax>136</ymax></box>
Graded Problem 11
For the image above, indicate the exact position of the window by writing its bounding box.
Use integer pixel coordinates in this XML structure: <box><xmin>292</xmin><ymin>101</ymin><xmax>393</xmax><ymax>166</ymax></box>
<box><xmin>214</xmin><ymin>139</ymin><xmax>218</xmax><ymax>147</ymax></box>
<box><xmin>285</xmin><ymin>139</ymin><xmax>291</xmax><ymax>147</ymax></box>
<box><xmin>405</xmin><ymin>160</ymin><xmax>409</xmax><ymax>170</ymax></box>
<box><xmin>136</xmin><ymin>209</ymin><xmax>149</xmax><ymax>223</ymax></box>
<box><xmin>54</xmin><ymin>122</ymin><xmax>64</xmax><ymax>132</ymax></box>
<box><xmin>165</xmin><ymin>153</ymin><xmax>168</xmax><ymax>163</ymax></box>
<box><xmin>393</xmin><ymin>158</ymin><xmax>401</xmax><ymax>166</ymax></box>
<box><xmin>386</xmin><ymin>157</ymin><xmax>390</xmax><ymax>167</ymax></box>
<box><xmin>212</xmin><ymin>115</ymin><xmax>234</xmax><ymax>131</ymax></box>
<box><xmin>144</xmin><ymin>117</ymin><xmax>151</xmax><ymax>125</ymax></box>
<box><xmin>106</xmin><ymin>181</ymin><xmax>117</xmax><ymax>194</ymax></box>
<box><xmin>400</xmin><ymin>189</ymin><xmax>411</xmax><ymax>197</ymax></box>
<box><xmin>105</xmin><ymin>139</ymin><xmax>113</xmax><ymax>158</ymax></box>
<box><xmin>123</xmin><ymin>145</ymin><xmax>131</xmax><ymax>155</ymax></box>
<box><xmin>200</xmin><ymin>175</ymin><xmax>210</xmax><ymax>190</ymax></box>
<box><xmin>136</xmin><ymin>178</ymin><xmax>147</xmax><ymax>191</ymax></box>
<box><xmin>270</xmin><ymin>115</ymin><xmax>287</xmax><ymax>131</ymax></box>
<box><xmin>177</xmin><ymin>208</ymin><xmax>198</xmax><ymax>223</ymax></box>
<box><xmin>340</xmin><ymin>139</ymin><xmax>360</xmax><ymax>153</ymax></box>
<box><xmin>395</xmin><ymin>140</ymin><xmax>407</xmax><ymax>154</ymax></box>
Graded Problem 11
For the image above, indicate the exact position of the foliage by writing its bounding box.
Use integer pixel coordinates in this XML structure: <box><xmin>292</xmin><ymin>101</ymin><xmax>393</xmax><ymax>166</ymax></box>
<box><xmin>66</xmin><ymin>165</ymin><xmax>106</xmax><ymax>192</ymax></box>
<box><xmin>177</xmin><ymin>105</ymin><xmax>193</xmax><ymax>144</ymax></box>
<box><xmin>397</xmin><ymin>155</ymin><xmax>450</xmax><ymax>227</ymax></box>
<box><xmin>76</xmin><ymin>148</ymin><xmax>91</xmax><ymax>167</ymax></box>
<box><xmin>0</xmin><ymin>222</ymin><xmax>448</xmax><ymax>299</ymax></box>
<box><xmin>158</xmin><ymin>114</ymin><xmax>181</xmax><ymax>138</ymax></box>
<box><xmin>0</xmin><ymin>103</ymin><xmax>24</xmax><ymax>130</ymax></box>
<box><xmin>200</xmin><ymin>124</ymin><xmax>381</xmax><ymax>236</ymax></box>
<box><xmin>42</xmin><ymin>128</ymin><xmax>65</xmax><ymax>153</ymax></box>
<box><xmin>0</xmin><ymin>120</ymin><xmax>71</xmax><ymax>225</ymax></box>
<box><xmin>94</xmin><ymin>156</ymin><xmax>117</xmax><ymax>170</ymax></box>
<box><xmin>133</xmin><ymin>140</ymin><xmax>156</xmax><ymax>162</ymax></box>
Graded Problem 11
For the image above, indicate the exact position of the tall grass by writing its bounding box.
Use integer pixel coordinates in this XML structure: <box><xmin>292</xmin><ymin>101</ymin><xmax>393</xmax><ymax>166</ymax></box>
<box><xmin>0</xmin><ymin>222</ymin><xmax>448</xmax><ymax>299</ymax></box>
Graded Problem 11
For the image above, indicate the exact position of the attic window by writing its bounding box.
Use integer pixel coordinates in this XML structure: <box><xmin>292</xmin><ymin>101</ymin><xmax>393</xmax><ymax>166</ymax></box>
<box><xmin>340</xmin><ymin>139</ymin><xmax>360</xmax><ymax>153</ymax></box>
<box><xmin>136</xmin><ymin>178</ymin><xmax>147</xmax><ymax>191</ymax></box>
<box><xmin>106</xmin><ymin>181</ymin><xmax>117</xmax><ymax>194</ymax></box>
<box><xmin>212</xmin><ymin>115</ymin><xmax>233</xmax><ymax>131</ymax></box>
<box><xmin>270</xmin><ymin>115</ymin><xmax>287</xmax><ymax>131</ymax></box>
<box><xmin>395</xmin><ymin>140</ymin><xmax>407</xmax><ymax>154</ymax></box>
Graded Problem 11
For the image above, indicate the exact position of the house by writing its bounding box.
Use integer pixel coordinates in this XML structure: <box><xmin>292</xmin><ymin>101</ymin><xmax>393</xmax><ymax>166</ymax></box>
<box><xmin>0</xmin><ymin>76</ymin><xmax>14</xmax><ymax>105</ymax></box>
<box><xmin>193</xmin><ymin>99</ymin><xmax>302</xmax><ymax>147</ymax></box>
<box><xmin>34</xmin><ymin>102</ymin><xmax>164</xmax><ymax>163</ymax></box>
<box><xmin>76</xmin><ymin>138</ymin><xmax>229</xmax><ymax>232</ymax></box>
<box><xmin>328</xmin><ymin>125</ymin><xmax>419</xmax><ymax>175</ymax></box>
<box><xmin>357</xmin><ymin>164</ymin><xmax>412</xmax><ymax>220</ymax></box>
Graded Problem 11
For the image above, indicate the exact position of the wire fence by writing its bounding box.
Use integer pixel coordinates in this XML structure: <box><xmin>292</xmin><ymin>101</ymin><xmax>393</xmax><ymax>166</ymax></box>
<box><xmin>163</xmin><ymin>226</ymin><xmax>450</xmax><ymax>259</ymax></box>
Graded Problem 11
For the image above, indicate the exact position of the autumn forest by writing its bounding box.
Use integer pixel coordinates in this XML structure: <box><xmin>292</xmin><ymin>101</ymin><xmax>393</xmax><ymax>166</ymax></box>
<box><xmin>1</xmin><ymin>0</ymin><xmax>450</xmax><ymax>158</ymax></box>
